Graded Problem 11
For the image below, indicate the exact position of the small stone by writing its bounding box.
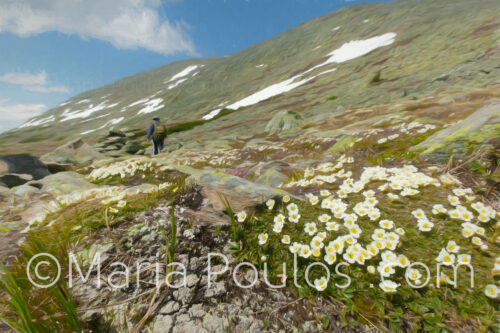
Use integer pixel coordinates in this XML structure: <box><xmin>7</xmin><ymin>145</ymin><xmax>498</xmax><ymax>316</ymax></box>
<box><xmin>159</xmin><ymin>301</ymin><xmax>180</xmax><ymax>315</ymax></box>
<box><xmin>204</xmin><ymin>281</ymin><xmax>226</xmax><ymax>298</ymax></box>
<box><xmin>188</xmin><ymin>304</ymin><xmax>206</xmax><ymax>318</ymax></box>
<box><xmin>151</xmin><ymin>315</ymin><xmax>174</xmax><ymax>332</ymax></box>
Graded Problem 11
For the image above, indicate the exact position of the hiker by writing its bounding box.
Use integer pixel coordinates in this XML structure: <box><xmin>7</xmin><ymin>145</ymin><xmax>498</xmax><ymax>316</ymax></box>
<box><xmin>146</xmin><ymin>117</ymin><xmax>167</xmax><ymax>155</ymax></box>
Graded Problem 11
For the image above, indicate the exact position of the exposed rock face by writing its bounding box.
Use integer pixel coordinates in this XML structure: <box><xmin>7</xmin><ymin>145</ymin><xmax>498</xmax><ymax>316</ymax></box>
<box><xmin>0</xmin><ymin>154</ymin><xmax>50</xmax><ymax>180</ymax></box>
<box><xmin>0</xmin><ymin>173</ymin><xmax>33</xmax><ymax>188</ymax></box>
<box><xmin>265</xmin><ymin>110</ymin><xmax>304</xmax><ymax>134</ymax></box>
<box><xmin>27</xmin><ymin>171</ymin><xmax>97</xmax><ymax>195</ymax></box>
<box><xmin>41</xmin><ymin>138</ymin><xmax>106</xmax><ymax>166</ymax></box>
<box><xmin>74</xmin><ymin>203</ymin><xmax>338</xmax><ymax>333</ymax></box>
<box><xmin>94</xmin><ymin>131</ymin><xmax>146</xmax><ymax>157</ymax></box>
<box><xmin>416</xmin><ymin>99</ymin><xmax>500</xmax><ymax>161</ymax></box>
<box><xmin>184</xmin><ymin>170</ymin><xmax>291</xmax><ymax>225</ymax></box>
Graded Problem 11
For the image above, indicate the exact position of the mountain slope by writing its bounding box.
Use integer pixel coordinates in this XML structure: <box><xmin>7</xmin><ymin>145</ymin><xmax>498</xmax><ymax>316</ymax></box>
<box><xmin>0</xmin><ymin>0</ymin><xmax>499</xmax><ymax>155</ymax></box>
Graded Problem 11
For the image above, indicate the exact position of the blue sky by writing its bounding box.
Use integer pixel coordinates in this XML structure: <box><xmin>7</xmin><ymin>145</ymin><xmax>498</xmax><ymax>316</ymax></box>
<box><xmin>0</xmin><ymin>0</ymin><xmax>389</xmax><ymax>132</ymax></box>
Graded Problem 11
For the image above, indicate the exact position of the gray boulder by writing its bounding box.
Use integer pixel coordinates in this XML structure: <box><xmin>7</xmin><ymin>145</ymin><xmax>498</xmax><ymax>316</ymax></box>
<box><xmin>183</xmin><ymin>168</ymin><xmax>293</xmax><ymax>226</ymax></box>
<box><xmin>120</xmin><ymin>140</ymin><xmax>144</xmax><ymax>154</ymax></box>
<box><xmin>416</xmin><ymin>99</ymin><xmax>500</xmax><ymax>162</ymax></box>
<box><xmin>27</xmin><ymin>171</ymin><xmax>97</xmax><ymax>195</ymax></box>
<box><xmin>265</xmin><ymin>110</ymin><xmax>304</xmax><ymax>134</ymax></box>
<box><xmin>0</xmin><ymin>154</ymin><xmax>50</xmax><ymax>180</ymax></box>
<box><xmin>0</xmin><ymin>173</ymin><xmax>33</xmax><ymax>188</ymax></box>
<box><xmin>41</xmin><ymin>138</ymin><xmax>105</xmax><ymax>166</ymax></box>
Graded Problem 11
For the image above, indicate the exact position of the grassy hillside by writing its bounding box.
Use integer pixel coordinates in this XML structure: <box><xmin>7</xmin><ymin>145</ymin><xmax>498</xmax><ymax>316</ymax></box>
<box><xmin>0</xmin><ymin>0</ymin><xmax>498</xmax><ymax>155</ymax></box>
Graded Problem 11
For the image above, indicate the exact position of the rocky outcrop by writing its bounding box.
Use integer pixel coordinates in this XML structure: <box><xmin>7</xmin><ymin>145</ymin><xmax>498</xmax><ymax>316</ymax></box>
<box><xmin>416</xmin><ymin>99</ymin><xmax>500</xmax><ymax>161</ymax></box>
<box><xmin>184</xmin><ymin>169</ymin><xmax>291</xmax><ymax>225</ymax></box>
<box><xmin>0</xmin><ymin>173</ymin><xmax>33</xmax><ymax>188</ymax></box>
<box><xmin>74</xmin><ymin>203</ymin><xmax>333</xmax><ymax>333</ymax></box>
<box><xmin>41</xmin><ymin>138</ymin><xmax>106</xmax><ymax>166</ymax></box>
<box><xmin>27</xmin><ymin>171</ymin><xmax>97</xmax><ymax>195</ymax></box>
<box><xmin>265</xmin><ymin>110</ymin><xmax>304</xmax><ymax>134</ymax></box>
<box><xmin>0</xmin><ymin>154</ymin><xmax>50</xmax><ymax>180</ymax></box>
<box><xmin>94</xmin><ymin>130</ymin><xmax>146</xmax><ymax>157</ymax></box>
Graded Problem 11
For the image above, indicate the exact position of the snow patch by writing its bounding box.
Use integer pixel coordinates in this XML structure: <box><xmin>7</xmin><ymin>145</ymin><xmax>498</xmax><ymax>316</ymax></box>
<box><xmin>256</xmin><ymin>64</ymin><xmax>267</xmax><ymax>68</ymax></box>
<box><xmin>167</xmin><ymin>65</ymin><xmax>198</xmax><ymax>82</ymax></box>
<box><xmin>60</xmin><ymin>101</ymin><xmax>110</xmax><ymax>122</ymax></box>
<box><xmin>75</xmin><ymin>99</ymin><xmax>90</xmax><ymax>105</ymax></box>
<box><xmin>137</xmin><ymin>98</ymin><xmax>164</xmax><ymax>115</ymax></box>
<box><xmin>106</xmin><ymin>103</ymin><xmax>119</xmax><ymax>108</ymax></box>
<box><xmin>168</xmin><ymin>78</ymin><xmax>187</xmax><ymax>90</ymax></box>
<box><xmin>202</xmin><ymin>109</ymin><xmax>221</xmax><ymax>120</ymax></box>
<box><xmin>363</xmin><ymin>19</ymin><xmax>370</xmax><ymax>23</ymax></box>
<box><xmin>312</xmin><ymin>45</ymin><xmax>321</xmax><ymax>51</ymax></box>
<box><xmin>128</xmin><ymin>98</ymin><xmax>149</xmax><ymax>108</ymax></box>
<box><xmin>19</xmin><ymin>115</ymin><xmax>55</xmax><ymax>128</ymax></box>
<box><xmin>332</xmin><ymin>26</ymin><xmax>341</xmax><ymax>31</ymax></box>
<box><xmin>201</xmin><ymin>33</ymin><xmax>395</xmax><ymax>120</ymax></box>
<box><xmin>80</xmin><ymin>117</ymin><xmax>124</xmax><ymax>135</ymax></box>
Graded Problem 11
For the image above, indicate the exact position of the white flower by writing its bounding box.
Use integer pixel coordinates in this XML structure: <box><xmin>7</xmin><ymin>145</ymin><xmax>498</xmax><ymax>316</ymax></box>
<box><xmin>287</xmin><ymin>203</ymin><xmax>298</xmax><ymax>213</ymax></box>
<box><xmin>304</xmin><ymin>222</ymin><xmax>317</xmax><ymax>236</ymax></box>
<box><xmin>300</xmin><ymin>245</ymin><xmax>312</xmax><ymax>258</ymax></box>
<box><xmin>273</xmin><ymin>223</ymin><xmax>283</xmax><ymax>233</ymax></box>
<box><xmin>236</xmin><ymin>211</ymin><xmax>247</xmax><ymax>223</ymax></box>
<box><xmin>397</xmin><ymin>255</ymin><xmax>409</xmax><ymax>267</ymax></box>
<box><xmin>457</xmin><ymin>254</ymin><xmax>471</xmax><ymax>264</ymax></box>
<box><xmin>324</xmin><ymin>253</ymin><xmax>337</xmax><ymax>265</ymax></box>
<box><xmin>367</xmin><ymin>265</ymin><xmax>376</xmax><ymax>274</ymax></box>
<box><xmin>258</xmin><ymin>233</ymin><xmax>268</xmax><ymax>245</ymax></box>
<box><xmin>310</xmin><ymin>236</ymin><xmax>324</xmax><ymax>249</ymax></box>
<box><xmin>274</xmin><ymin>214</ymin><xmax>286</xmax><ymax>224</ymax></box>
<box><xmin>448</xmin><ymin>195</ymin><xmax>460</xmax><ymax>206</ymax></box>
<box><xmin>395</xmin><ymin>227</ymin><xmax>405</xmax><ymax>236</ymax></box>
<box><xmin>318</xmin><ymin>214</ymin><xmax>331</xmax><ymax>223</ymax></box>
<box><xmin>288</xmin><ymin>213</ymin><xmax>301</xmax><ymax>223</ymax></box>
<box><xmin>379</xmin><ymin>219</ymin><xmax>394</xmax><ymax>230</ymax></box>
<box><xmin>379</xmin><ymin>280</ymin><xmax>400</xmax><ymax>292</ymax></box>
<box><xmin>314</xmin><ymin>277</ymin><xmax>328</xmax><ymax>291</ymax></box>
<box><xmin>417</xmin><ymin>219</ymin><xmax>433</xmax><ymax>232</ymax></box>
<box><xmin>283</xmin><ymin>195</ymin><xmax>291</xmax><ymax>203</ymax></box>
<box><xmin>289</xmin><ymin>242</ymin><xmax>301</xmax><ymax>253</ymax></box>
<box><xmin>116</xmin><ymin>200</ymin><xmax>127</xmax><ymax>208</ymax></box>
<box><xmin>446</xmin><ymin>240</ymin><xmax>460</xmax><ymax>253</ymax></box>
<box><xmin>320</xmin><ymin>189</ymin><xmax>331</xmax><ymax>197</ymax></box>
<box><xmin>266</xmin><ymin>199</ymin><xmax>275</xmax><ymax>210</ymax></box>
<box><xmin>484</xmin><ymin>284</ymin><xmax>499</xmax><ymax>298</ymax></box>
<box><xmin>436</xmin><ymin>249</ymin><xmax>455</xmax><ymax>266</ymax></box>
<box><xmin>432</xmin><ymin>204</ymin><xmax>447</xmax><ymax>215</ymax></box>
<box><xmin>281</xmin><ymin>235</ymin><xmax>291</xmax><ymax>244</ymax></box>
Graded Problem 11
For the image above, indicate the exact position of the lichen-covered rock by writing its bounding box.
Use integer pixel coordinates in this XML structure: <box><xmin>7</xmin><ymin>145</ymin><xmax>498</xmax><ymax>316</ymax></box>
<box><xmin>265</xmin><ymin>110</ymin><xmax>304</xmax><ymax>134</ymax></box>
<box><xmin>28</xmin><ymin>171</ymin><xmax>97</xmax><ymax>195</ymax></box>
<box><xmin>0</xmin><ymin>173</ymin><xmax>33</xmax><ymax>188</ymax></box>
<box><xmin>41</xmin><ymin>138</ymin><xmax>105</xmax><ymax>166</ymax></box>
<box><xmin>416</xmin><ymin>99</ymin><xmax>500</xmax><ymax>161</ymax></box>
<box><xmin>0</xmin><ymin>154</ymin><xmax>50</xmax><ymax>180</ymax></box>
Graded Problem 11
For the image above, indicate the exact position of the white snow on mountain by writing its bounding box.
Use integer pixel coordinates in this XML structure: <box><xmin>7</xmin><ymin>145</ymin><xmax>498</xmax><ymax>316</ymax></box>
<box><xmin>60</xmin><ymin>101</ymin><xmax>110</xmax><ymax>122</ymax></box>
<box><xmin>80</xmin><ymin>117</ymin><xmax>124</xmax><ymax>135</ymax></box>
<box><xmin>137</xmin><ymin>98</ymin><xmax>164</xmax><ymax>115</ymax></box>
<box><xmin>167</xmin><ymin>65</ymin><xmax>198</xmax><ymax>82</ymax></box>
<box><xmin>19</xmin><ymin>115</ymin><xmax>55</xmax><ymax>128</ymax></box>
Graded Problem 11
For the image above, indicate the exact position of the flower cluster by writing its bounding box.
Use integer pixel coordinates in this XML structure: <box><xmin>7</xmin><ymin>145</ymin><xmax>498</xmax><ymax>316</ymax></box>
<box><xmin>258</xmin><ymin>155</ymin><xmax>497</xmax><ymax>295</ymax></box>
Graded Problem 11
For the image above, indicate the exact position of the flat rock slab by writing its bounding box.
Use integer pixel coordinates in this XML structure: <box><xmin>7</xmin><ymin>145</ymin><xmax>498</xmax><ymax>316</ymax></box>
<box><xmin>184</xmin><ymin>170</ymin><xmax>291</xmax><ymax>226</ymax></box>
<box><xmin>417</xmin><ymin>99</ymin><xmax>500</xmax><ymax>161</ymax></box>
<box><xmin>0</xmin><ymin>173</ymin><xmax>33</xmax><ymax>188</ymax></box>
<box><xmin>0</xmin><ymin>154</ymin><xmax>50</xmax><ymax>180</ymax></box>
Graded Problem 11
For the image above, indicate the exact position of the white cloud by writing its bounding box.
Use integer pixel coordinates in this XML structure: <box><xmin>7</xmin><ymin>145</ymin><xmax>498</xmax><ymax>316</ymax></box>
<box><xmin>0</xmin><ymin>70</ymin><xmax>70</xmax><ymax>93</ymax></box>
<box><xmin>0</xmin><ymin>0</ymin><xmax>196</xmax><ymax>56</ymax></box>
<box><xmin>24</xmin><ymin>84</ymin><xmax>70</xmax><ymax>93</ymax></box>
<box><xmin>0</xmin><ymin>70</ymin><xmax>47</xmax><ymax>85</ymax></box>
<box><xmin>0</xmin><ymin>99</ymin><xmax>47</xmax><ymax>132</ymax></box>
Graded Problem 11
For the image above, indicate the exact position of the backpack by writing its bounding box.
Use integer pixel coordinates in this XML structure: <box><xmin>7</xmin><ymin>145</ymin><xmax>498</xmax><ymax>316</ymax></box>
<box><xmin>152</xmin><ymin>123</ymin><xmax>167</xmax><ymax>141</ymax></box>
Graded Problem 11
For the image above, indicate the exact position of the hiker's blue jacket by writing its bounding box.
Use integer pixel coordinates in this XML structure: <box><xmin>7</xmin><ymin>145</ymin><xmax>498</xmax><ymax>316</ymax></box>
<box><xmin>146</xmin><ymin>120</ymin><xmax>161</xmax><ymax>140</ymax></box>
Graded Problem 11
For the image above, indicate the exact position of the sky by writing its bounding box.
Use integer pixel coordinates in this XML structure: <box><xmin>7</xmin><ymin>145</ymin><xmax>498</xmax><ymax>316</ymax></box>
<box><xmin>0</xmin><ymin>0</ymin><xmax>390</xmax><ymax>133</ymax></box>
